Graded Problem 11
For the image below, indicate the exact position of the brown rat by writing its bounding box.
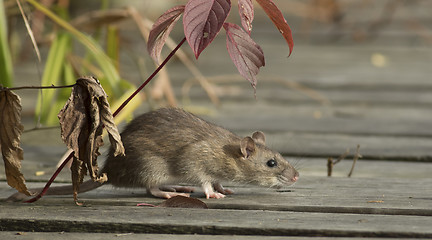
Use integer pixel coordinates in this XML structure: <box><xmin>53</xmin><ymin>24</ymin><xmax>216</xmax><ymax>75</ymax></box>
<box><xmin>7</xmin><ymin>108</ymin><xmax>299</xmax><ymax>201</ymax></box>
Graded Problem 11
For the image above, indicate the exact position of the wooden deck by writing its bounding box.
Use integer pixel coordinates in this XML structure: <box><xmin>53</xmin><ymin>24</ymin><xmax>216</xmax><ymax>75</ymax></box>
<box><xmin>1</xmin><ymin>174</ymin><xmax>432</xmax><ymax>239</ymax></box>
<box><xmin>2</xmin><ymin>3</ymin><xmax>432</xmax><ymax>238</ymax></box>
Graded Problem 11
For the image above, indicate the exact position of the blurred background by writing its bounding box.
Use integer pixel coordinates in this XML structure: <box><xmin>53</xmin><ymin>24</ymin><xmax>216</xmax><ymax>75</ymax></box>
<box><xmin>2</xmin><ymin>0</ymin><xmax>432</xmax><ymax>183</ymax></box>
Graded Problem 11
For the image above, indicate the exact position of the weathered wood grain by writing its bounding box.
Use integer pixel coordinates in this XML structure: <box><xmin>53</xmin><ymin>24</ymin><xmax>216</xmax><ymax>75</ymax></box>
<box><xmin>1</xmin><ymin>176</ymin><xmax>432</xmax><ymax>238</ymax></box>
<box><xmin>1</xmin><ymin>201</ymin><xmax>431</xmax><ymax>238</ymax></box>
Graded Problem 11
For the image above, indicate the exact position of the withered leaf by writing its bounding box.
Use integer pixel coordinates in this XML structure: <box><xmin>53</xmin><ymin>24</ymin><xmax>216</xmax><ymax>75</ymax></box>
<box><xmin>71</xmin><ymin>156</ymin><xmax>86</xmax><ymax>204</ymax></box>
<box><xmin>58</xmin><ymin>76</ymin><xmax>124</xmax><ymax>200</ymax></box>
<box><xmin>0</xmin><ymin>89</ymin><xmax>31</xmax><ymax>196</ymax></box>
<box><xmin>158</xmin><ymin>196</ymin><xmax>208</xmax><ymax>209</ymax></box>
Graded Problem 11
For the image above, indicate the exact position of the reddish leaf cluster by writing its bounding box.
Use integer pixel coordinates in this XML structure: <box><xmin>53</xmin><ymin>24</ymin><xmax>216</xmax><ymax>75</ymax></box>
<box><xmin>147</xmin><ymin>0</ymin><xmax>294</xmax><ymax>92</ymax></box>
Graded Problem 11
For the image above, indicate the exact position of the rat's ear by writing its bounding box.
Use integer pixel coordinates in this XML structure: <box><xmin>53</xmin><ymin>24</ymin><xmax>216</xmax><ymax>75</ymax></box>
<box><xmin>240</xmin><ymin>136</ymin><xmax>256</xmax><ymax>159</ymax></box>
<box><xmin>252</xmin><ymin>131</ymin><xmax>266</xmax><ymax>145</ymax></box>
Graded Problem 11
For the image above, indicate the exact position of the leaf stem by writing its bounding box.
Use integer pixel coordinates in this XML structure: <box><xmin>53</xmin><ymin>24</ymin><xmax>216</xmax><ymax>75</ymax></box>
<box><xmin>25</xmin><ymin>37</ymin><xmax>187</xmax><ymax>203</ymax></box>
<box><xmin>112</xmin><ymin>37</ymin><xmax>186</xmax><ymax>117</ymax></box>
<box><xmin>25</xmin><ymin>153</ymin><xmax>73</xmax><ymax>203</ymax></box>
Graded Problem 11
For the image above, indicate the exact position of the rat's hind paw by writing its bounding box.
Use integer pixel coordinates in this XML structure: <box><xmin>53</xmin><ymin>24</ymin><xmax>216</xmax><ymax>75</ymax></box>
<box><xmin>213</xmin><ymin>182</ymin><xmax>234</xmax><ymax>195</ymax></box>
<box><xmin>148</xmin><ymin>187</ymin><xmax>190</xmax><ymax>199</ymax></box>
<box><xmin>159</xmin><ymin>185</ymin><xmax>195</xmax><ymax>193</ymax></box>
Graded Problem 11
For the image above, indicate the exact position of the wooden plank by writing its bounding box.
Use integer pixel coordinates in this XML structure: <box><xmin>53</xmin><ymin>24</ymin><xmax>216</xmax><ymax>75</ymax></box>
<box><xmin>193</xmin><ymin>103</ymin><xmax>432</xmax><ymax>160</ymax></box>
<box><xmin>58</xmin><ymin>177</ymin><xmax>432</xmax><ymax>213</ymax></box>
<box><xmin>2</xmin><ymin>177</ymin><xmax>432</xmax><ymax>212</ymax></box>
<box><xmin>181</xmin><ymin>85</ymin><xmax>432</xmax><ymax>107</ymax></box>
<box><xmin>2</xmin><ymin>168</ymin><xmax>432</xmax><ymax>238</ymax></box>
<box><xmin>2</xmin><ymin>232</ymin><xmax>391</xmax><ymax>240</ymax></box>
<box><xmin>171</xmin><ymin>40</ymin><xmax>432</xmax><ymax>87</ymax></box>
<box><xmin>201</xmin><ymin>103</ymin><xmax>432</xmax><ymax>137</ymax></box>
<box><xmin>262</xmin><ymin>132</ymin><xmax>432</xmax><ymax>161</ymax></box>
<box><xmin>296</xmin><ymin>158</ymin><xmax>432</xmax><ymax>179</ymax></box>
<box><xmin>1</xmin><ymin>201</ymin><xmax>432</xmax><ymax>238</ymax></box>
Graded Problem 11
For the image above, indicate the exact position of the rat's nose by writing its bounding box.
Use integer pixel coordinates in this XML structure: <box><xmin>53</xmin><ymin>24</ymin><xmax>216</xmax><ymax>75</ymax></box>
<box><xmin>292</xmin><ymin>172</ymin><xmax>299</xmax><ymax>182</ymax></box>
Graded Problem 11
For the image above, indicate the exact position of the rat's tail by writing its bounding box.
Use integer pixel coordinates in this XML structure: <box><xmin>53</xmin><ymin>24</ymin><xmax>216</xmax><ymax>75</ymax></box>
<box><xmin>4</xmin><ymin>180</ymin><xmax>103</xmax><ymax>202</ymax></box>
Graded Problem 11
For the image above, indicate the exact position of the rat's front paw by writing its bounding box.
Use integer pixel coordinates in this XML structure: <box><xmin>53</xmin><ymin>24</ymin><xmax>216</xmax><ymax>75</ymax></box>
<box><xmin>202</xmin><ymin>182</ymin><xmax>226</xmax><ymax>199</ymax></box>
<box><xmin>205</xmin><ymin>191</ymin><xmax>225</xmax><ymax>199</ymax></box>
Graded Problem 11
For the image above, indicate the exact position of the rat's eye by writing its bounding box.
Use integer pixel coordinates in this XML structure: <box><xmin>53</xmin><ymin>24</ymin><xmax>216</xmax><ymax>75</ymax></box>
<box><xmin>266</xmin><ymin>158</ymin><xmax>277</xmax><ymax>168</ymax></box>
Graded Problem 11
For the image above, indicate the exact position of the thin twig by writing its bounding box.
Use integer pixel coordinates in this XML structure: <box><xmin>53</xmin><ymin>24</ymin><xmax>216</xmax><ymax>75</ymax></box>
<box><xmin>334</xmin><ymin>148</ymin><xmax>350</xmax><ymax>165</ymax></box>
<box><xmin>327</xmin><ymin>157</ymin><xmax>334</xmax><ymax>177</ymax></box>
<box><xmin>23</xmin><ymin>125</ymin><xmax>59</xmax><ymax>133</ymax></box>
<box><xmin>327</xmin><ymin>148</ymin><xmax>349</xmax><ymax>177</ymax></box>
<box><xmin>1</xmin><ymin>84</ymin><xmax>76</xmax><ymax>91</ymax></box>
<box><xmin>348</xmin><ymin>145</ymin><xmax>362</xmax><ymax>177</ymax></box>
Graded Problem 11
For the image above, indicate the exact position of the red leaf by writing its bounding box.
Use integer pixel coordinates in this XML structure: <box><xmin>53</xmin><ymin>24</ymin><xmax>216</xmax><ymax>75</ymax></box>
<box><xmin>255</xmin><ymin>0</ymin><xmax>294</xmax><ymax>56</ymax></box>
<box><xmin>158</xmin><ymin>196</ymin><xmax>209</xmax><ymax>209</ymax></box>
<box><xmin>238</xmin><ymin>0</ymin><xmax>254</xmax><ymax>34</ymax></box>
<box><xmin>147</xmin><ymin>5</ymin><xmax>185</xmax><ymax>62</ymax></box>
<box><xmin>223</xmin><ymin>22</ymin><xmax>265</xmax><ymax>90</ymax></box>
<box><xmin>183</xmin><ymin>0</ymin><xmax>231</xmax><ymax>59</ymax></box>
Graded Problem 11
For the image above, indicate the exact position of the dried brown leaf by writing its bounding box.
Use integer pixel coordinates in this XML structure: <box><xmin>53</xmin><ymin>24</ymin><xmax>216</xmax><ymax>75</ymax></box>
<box><xmin>58</xmin><ymin>77</ymin><xmax>123</xmax><ymax>199</ymax></box>
<box><xmin>158</xmin><ymin>196</ymin><xmax>208</xmax><ymax>209</ymax></box>
<box><xmin>0</xmin><ymin>89</ymin><xmax>31</xmax><ymax>196</ymax></box>
<box><xmin>71</xmin><ymin>156</ymin><xmax>86</xmax><ymax>204</ymax></box>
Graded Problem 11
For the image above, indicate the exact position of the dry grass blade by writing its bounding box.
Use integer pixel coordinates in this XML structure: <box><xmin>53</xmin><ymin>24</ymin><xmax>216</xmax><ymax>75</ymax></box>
<box><xmin>0</xmin><ymin>89</ymin><xmax>31</xmax><ymax>196</ymax></box>
<box><xmin>71</xmin><ymin>8</ymin><xmax>130</xmax><ymax>30</ymax></box>
<box><xmin>16</xmin><ymin>0</ymin><xmax>41</xmax><ymax>62</ymax></box>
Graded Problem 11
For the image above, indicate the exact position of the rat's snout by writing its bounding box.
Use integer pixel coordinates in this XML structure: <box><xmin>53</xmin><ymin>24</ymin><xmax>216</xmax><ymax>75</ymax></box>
<box><xmin>292</xmin><ymin>171</ymin><xmax>299</xmax><ymax>182</ymax></box>
<box><xmin>279</xmin><ymin>169</ymin><xmax>299</xmax><ymax>186</ymax></box>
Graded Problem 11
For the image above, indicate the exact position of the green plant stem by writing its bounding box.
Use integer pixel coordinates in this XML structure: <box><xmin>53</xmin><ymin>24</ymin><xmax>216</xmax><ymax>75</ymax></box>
<box><xmin>0</xmin><ymin>0</ymin><xmax>14</xmax><ymax>87</ymax></box>
<box><xmin>25</xmin><ymin>37</ymin><xmax>187</xmax><ymax>203</ymax></box>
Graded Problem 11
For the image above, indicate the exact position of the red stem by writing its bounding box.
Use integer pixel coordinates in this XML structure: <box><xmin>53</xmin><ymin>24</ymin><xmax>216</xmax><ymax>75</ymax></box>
<box><xmin>25</xmin><ymin>37</ymin><xmax>187</xmax><ymax>203</ymax></box>
<box><xmin>25</xmin><ymin>153</ymin><xmax>73</xmax><ymax>203</ymax></box>
<box><xmin>112</xmin><ymin>37</ymin><xmax>186</xmax><ymax>117</ymax></box>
